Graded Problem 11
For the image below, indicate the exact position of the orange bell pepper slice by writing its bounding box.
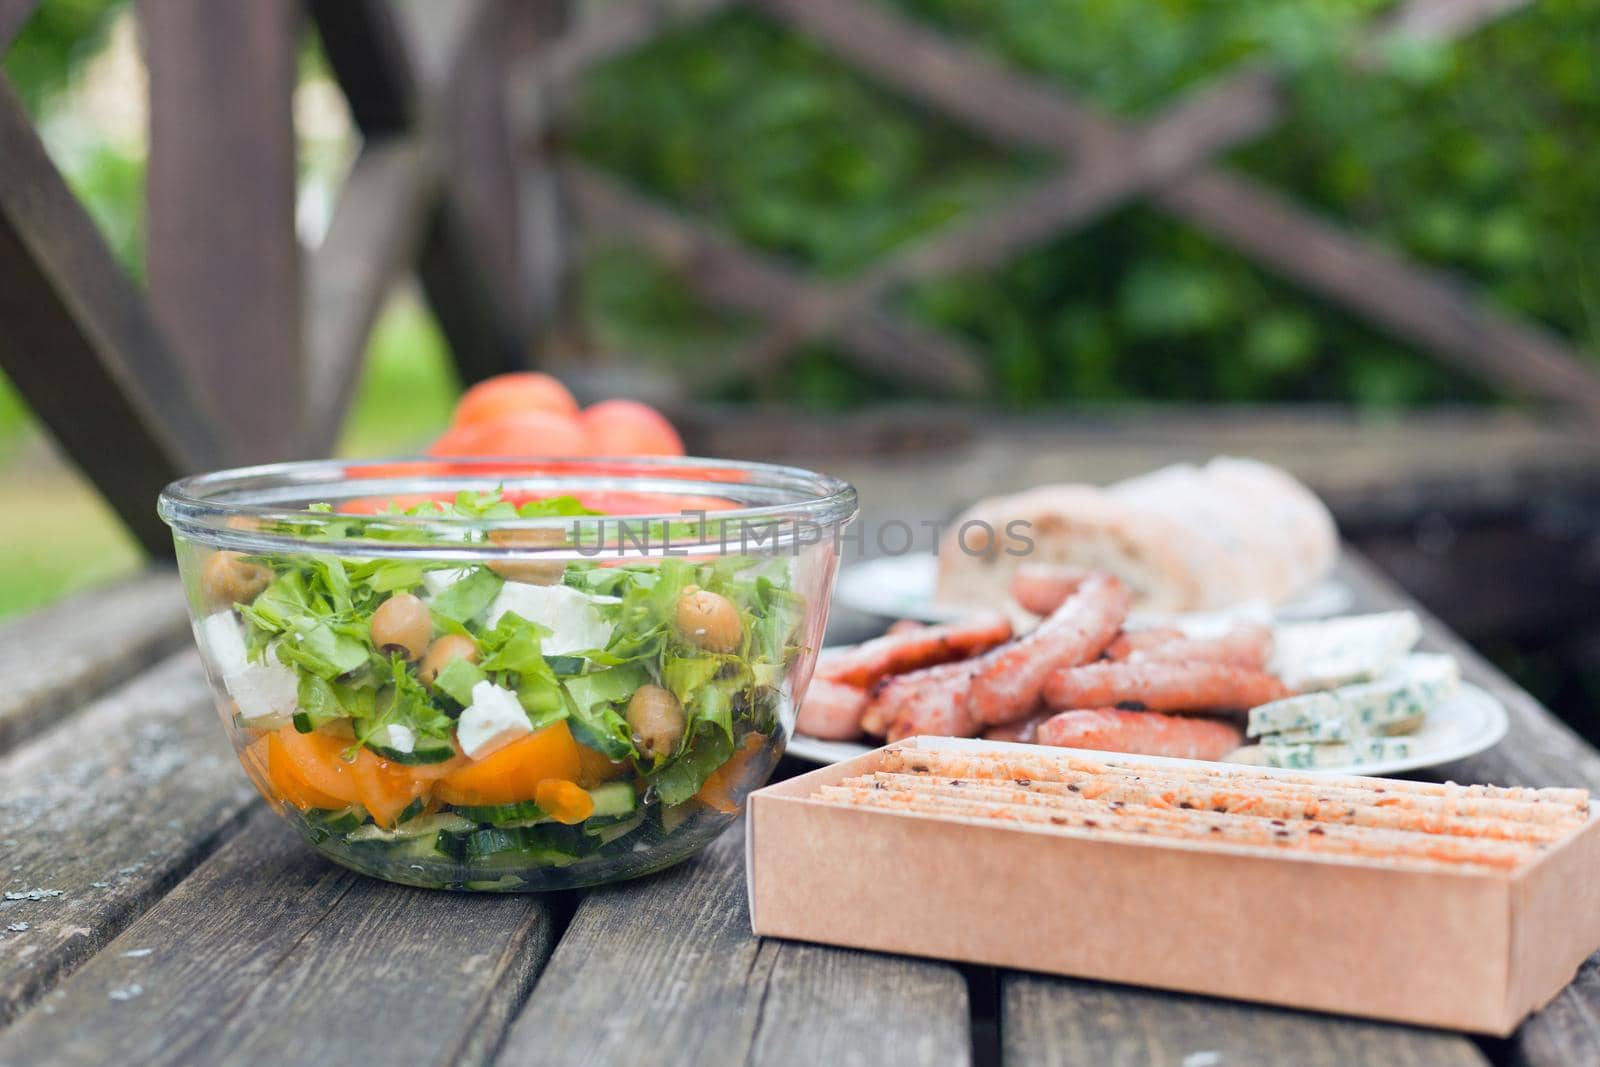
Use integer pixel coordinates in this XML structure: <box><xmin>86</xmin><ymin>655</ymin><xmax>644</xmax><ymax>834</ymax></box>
<box><xmin>695</xmin><ymin>732</ymin><xmax>766</xmax><ymax>815</ymax></box>
<box><xmin>434</xmin><ymin>720</ymin><xmax>584</xmax><ymax>806</ymax></box>
<box><xmin>536</xmin><ymin>779</ymin><xmax>596</xmax><ymax>825</ymax></box>
<box><xmin>270</xmin><ymin>726</ymin><xmax>363</xmax><ymax>806</ymax></box>
<box><xmin>263</xmin><ymin>729</ymin><xmax>355</xmax><ymax>811</ymax></box>
<box><xmin>350</xmin><ymin>751</ymin><xmax>430</xmax><ymax>828</ymax></box>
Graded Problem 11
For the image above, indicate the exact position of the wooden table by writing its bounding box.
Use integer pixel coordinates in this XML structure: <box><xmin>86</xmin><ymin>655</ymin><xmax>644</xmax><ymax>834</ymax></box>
<box><xmin>2</xmin><ymin>551</ymin><xmax>1599</xmax><ymax>1067</ymax></box>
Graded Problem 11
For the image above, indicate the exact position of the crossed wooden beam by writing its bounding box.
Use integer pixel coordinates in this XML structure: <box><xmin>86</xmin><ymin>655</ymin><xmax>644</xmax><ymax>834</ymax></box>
<box><xmin>0</xmin><ymin>0</ymin><xmax>535</xmax><ymax>552</ymax></box>
<box><xmin>1</xmin><ymin>0</ymin><xmax>1597</xmax><ymax>557</ymax></box>
<box><xmin>522</xmin><ymin>0</ymin><xmax>1600</xmax><ymax>416</ymax></box>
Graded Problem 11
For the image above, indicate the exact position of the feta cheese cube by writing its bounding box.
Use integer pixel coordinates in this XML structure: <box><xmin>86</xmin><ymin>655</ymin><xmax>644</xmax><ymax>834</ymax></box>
<box><xmin>225</xmin><ymin>648</ymin><xmax>300</xmax><ymax>722</ymax></box>
<box><xmin>202</xmin><ymin>613</ymin><xmax>299</xmax><ymax>722</ymax></box>
<box><xmin>457</xmin><ymin>680</ymin><xmax>532</xmax><ymax>759</ymax></box>
<box><xmin>380</xmin><ymin>723</ymin><xmax>416</xmax><ymax>754</ymax></box>
<box><xmin>484</xmin><ymin>582</ymin><xmax>617</xmax><ymax>655</ymax></box>
<box><xmin>199</xmin><ymin>611</ymin><xmax>250</xmax><ymax>677</ymax></box>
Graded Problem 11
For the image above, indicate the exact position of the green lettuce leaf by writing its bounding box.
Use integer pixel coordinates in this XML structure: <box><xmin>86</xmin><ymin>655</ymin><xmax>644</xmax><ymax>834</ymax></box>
<box><xmin>428</xmin><ymin>567</ymin><xmax>503</xmax><ymax>624</ymax></box>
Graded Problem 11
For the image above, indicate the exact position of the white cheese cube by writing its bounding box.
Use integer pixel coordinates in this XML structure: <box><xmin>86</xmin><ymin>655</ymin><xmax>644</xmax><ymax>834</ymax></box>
<box><xmin>380</xmin><ymin>723</ymin><xmax>416</xmax><ymax>754</ymax></box>
<box><xmin>457</xmin><ymin>680</ymin><xmax>532</xmax><ymax>759</ymax></box>
<box><xmin>484</xmin><ymin>582</ymin><xmax>618</xmax><ymax>655</ymax></box>
<box><xmin>224</xmin><ymin>648</ymin><xmax>300</xmax><ymax>722</ymax></box>
<box><xmin>199</xmin><ymin>611</ymin><xmax>250</xmax><ymax>677</ymax></box>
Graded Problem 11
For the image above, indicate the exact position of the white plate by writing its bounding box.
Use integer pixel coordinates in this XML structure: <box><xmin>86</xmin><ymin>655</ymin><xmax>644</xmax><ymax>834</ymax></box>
<box><xmin>833</xmin><ymin>552</ymin><xmax>1354</xmax><ymax>625</ymax></box>
<box><xmin>786</xmin><ymin>683</ymin><xmax>1509</xmax><ymax>776</ymax></box>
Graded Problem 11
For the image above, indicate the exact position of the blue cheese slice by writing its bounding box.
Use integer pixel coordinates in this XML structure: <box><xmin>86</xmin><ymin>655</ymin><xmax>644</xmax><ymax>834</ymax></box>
<box><xmin>1270</xmin><ymin>611</ymin><xmax>1421</xmax><ymax>692</ymax></box>
<box><xmin>1248</xmin><ymin>653</ymin><xmax>1458</xmax><ymax>738</ymax></box>
<box><xmin>1268</xmin><ymin>719</ymin><xmax>1355</xmax><ymax>744</ymax></box>
<box><xmin>1259</xmin><ymin>737</ymin><xmax>1417</xmax><ymax>770</ymax></box>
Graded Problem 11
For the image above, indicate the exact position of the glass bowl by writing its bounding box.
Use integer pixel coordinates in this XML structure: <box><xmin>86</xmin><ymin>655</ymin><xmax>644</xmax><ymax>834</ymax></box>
<box><xmin>158</xmin><ymin>456</ymin><xmax>856</xmax><ymax>891</ymax></box>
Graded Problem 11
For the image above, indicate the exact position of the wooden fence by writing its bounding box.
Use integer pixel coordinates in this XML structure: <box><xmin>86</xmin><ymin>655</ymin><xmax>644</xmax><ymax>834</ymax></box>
<box><xmin>0</xmin><ymin>0</ymin><xmax>1597</xmax><ymax>555</ymax></box>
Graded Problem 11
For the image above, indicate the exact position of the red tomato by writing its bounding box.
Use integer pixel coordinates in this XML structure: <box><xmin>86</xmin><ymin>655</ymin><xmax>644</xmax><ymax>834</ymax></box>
<box><xmin>428</xmin><ymin>412</ymin><xmax>591</xmax><ymax>458</ymax></box>
<box><xmin>452</xmin><ymin>373</ymin><xmax>579</xmax><ymax>425</ymax></box>
<box><xmin>580</xmin><ymin>400</ymin><xmax>685</xmax><ymax>457</ymax></box>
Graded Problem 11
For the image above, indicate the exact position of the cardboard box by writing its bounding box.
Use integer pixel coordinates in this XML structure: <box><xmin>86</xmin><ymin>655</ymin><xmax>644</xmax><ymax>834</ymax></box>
<box><xmin>747</xmin><ymin>737</ymin><xmax>1600</xmax><ymax>1034</ymax></box>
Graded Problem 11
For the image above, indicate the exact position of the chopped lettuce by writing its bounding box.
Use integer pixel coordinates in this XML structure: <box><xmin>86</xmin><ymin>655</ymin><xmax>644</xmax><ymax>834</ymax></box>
<box><xmin>429</xmin><ymin>567</ymin><xmax>503</xmax><ymax>623</ymax></box>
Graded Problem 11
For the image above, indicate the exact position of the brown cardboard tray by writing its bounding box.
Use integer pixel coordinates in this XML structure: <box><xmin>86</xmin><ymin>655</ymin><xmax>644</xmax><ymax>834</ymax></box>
<box><xmin>747</xmin><ymin>737</ymin><xmax>1600</xmax><ymax>1034</ymax></box>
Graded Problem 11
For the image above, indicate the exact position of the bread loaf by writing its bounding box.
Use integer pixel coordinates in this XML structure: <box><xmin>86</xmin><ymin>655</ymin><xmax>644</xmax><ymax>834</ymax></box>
<box><xmin>935</xmin><ymin>457</ymin><xmax>1336</xmax><ymax>614</ymax></box>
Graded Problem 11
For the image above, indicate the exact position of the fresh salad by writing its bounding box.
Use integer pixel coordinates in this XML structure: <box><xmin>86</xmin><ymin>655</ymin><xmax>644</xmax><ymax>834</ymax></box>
<box><xmin>193</xmin><ymin>490</ymin><xmax>806</xmax><ymax>890</ymax></box>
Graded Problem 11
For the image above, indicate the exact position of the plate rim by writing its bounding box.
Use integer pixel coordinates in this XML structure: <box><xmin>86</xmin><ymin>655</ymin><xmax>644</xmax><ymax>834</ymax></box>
<box><xmin>786</xmin><ymin>682</ymin><xmax>1510</xmax><ymax>775</ymax></box>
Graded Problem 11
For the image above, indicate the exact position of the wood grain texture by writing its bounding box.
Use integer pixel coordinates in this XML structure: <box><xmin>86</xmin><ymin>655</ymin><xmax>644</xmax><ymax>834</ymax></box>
<box><xmin>1002</xmin><ymin>975</ymin><xmax>1489</xmax><ymax>1067</ymax></box>
<box><xmin>0</xmin><ymin>654</ymin><xmax>259</xmax><ymax>1025</ymax></box>
<box><xmin>142</xmin><ymin>0</ymin><xmax>304</xmax><ymax>463</ymax></box>
<box><xmin>497</xmin><ymin>825</ymin><xmax>971</xmax><ymax>1067</ymax></box>
<box><xmin>0</xmin><ymin>811</ymin><xmax>560</xmax><ymax>1067</ymax></box>
<box><xmin>0</xmin><ymin>81</ymin><xmax>226</xmax><ymax>553</ymax></box>
<box><xmin>0</xmin><ymin>570</ymin><xmax>190</xmax><ymax>754</ymax></box>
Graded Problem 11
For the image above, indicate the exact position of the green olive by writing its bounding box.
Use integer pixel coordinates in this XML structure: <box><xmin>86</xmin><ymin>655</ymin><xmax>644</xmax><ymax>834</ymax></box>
<box><xmin>627</xmin><ymin>684</ymin><xmax>686</xmax><ymax>759</ymax></box>
<box><xmin>675</xmin><ymin>588</ymin><xmax>742</xmax><ymax>653</ymax></box>
<box><xmin>200</xmin><ymin>550</ymin><xmax>271</xmax><ymax>609</ymax></box>
<box><xmin>418</xmin><ymin>633</ymin><xmax>479</xmax><ymax>687</ymax></box>
<box><xmin>370</xmin><ymin>593</ymin><xmax>432</xmax><ymax>660</ymax></box>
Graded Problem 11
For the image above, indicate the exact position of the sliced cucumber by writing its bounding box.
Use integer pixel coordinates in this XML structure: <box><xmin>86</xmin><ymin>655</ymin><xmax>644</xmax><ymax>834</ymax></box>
<box><xmin>301</xmin><ymin>806</ymin><xmax>365</xmax><ymax>842</ymax></box>
<box><xmin>586</xmin><ymin>781</ymin><xmax>637</xmax><ymax>819</ymax></box>
<box><xmin>347</xmin><ymin>813</ymin><xmax>473</xmax><ymax>842</ymax></box>
<box><xmin>592</xmin><ymin>811</ymin><xmax>646</xmax><ymax>846</ymax></box>
<box><xmin>451</xmin><ymin>800</ymin><xmax>547</xmax><ymax>826</ymax></box>
<box><xmin>367</xmin><ymin>738</ymin><xmax>456</xmax><ymax>765</ymax></box>
<box><xmin>543</xmin><ymin>654</ymin><xmax>587</xmax><ymax>676</ymax></box>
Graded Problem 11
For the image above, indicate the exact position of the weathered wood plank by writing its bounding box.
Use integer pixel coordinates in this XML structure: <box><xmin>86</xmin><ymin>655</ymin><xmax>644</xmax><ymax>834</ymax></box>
<box><xmin>306</xmin><ymin>0</ymin><xmax>417</xmax><ymax>137</ymax></box>
<box><xmin>302</xmin><ymin>138</ymin><xmax>434</xmax><ymax>452</ymax></box>
<box><xmin>0</xmin><ymin>0</ymin><xmax>38</xmax><ymax>53</ymax></box>
<box><xmin>1002</xmin><ymin>976</ymin><xmax>1489</xmax><ymax>1067</ymax></box>
<box><xmin>387</xmin><ymin>0</ymin><xmax>531</xmax><ymax>388</ymax></box>
<box><xmin>0</xmin><ymin>810</ymin><xmax>560</xmax><ymax>1067</ymax></box>
<box><xmin>504</xmin><ymin>0</ymin><xmax>579</xmax><ymax>352</ymax></box>
<box><xmin>568</xmin><ymin>165</ymin><xmax>987</xmax><ymax>397</ymax></box>
<box><xmin>497</xmin><ymin>825</ymin><xmax>971</xmax><ymax>1066</ymax></box>
<box><xmin>0</xmin><ymin>81</ymin><xmax>226</xmax><ymax>554</ymax></box>
<box><xmin>142</xmin><ymin>0</ymin><xmax>304</xmax><ymax>463</ymax></box>
<box><xmin>1337</xmin><ymin>551</ymin><xmax>1600</xmax><ymax>793</ymax></box>
<box><xmin>0</xmin><ymin>654</ymin><xmax>259</xmax><ymax>1025</ymax></box>
<box><xmin>0</xmin><ymin>570</ymin><xmax>189</xmax><ymax>755</ymax></box>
